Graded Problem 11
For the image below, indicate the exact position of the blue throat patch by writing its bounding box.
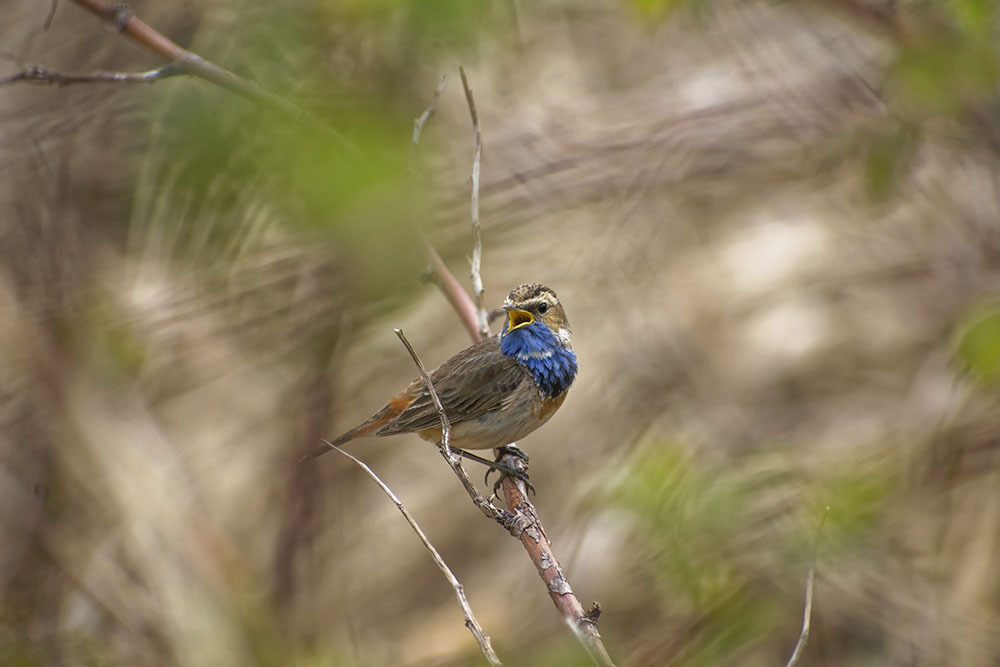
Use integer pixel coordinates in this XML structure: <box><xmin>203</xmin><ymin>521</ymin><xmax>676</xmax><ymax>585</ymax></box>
<box><xmin>500</xmin><ymin>321</ymin><xmax>578</xmax><ymax>397</ymax></box>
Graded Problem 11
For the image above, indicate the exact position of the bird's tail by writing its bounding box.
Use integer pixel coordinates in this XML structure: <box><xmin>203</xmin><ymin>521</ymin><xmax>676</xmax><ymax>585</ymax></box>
<box><xmin>300</xmin><ymin>407</ymin><xmax>397</xmax><ymax>463</ymax></box>
<box><xmin>302</xmin><ymin>396</ymin><xmax>408</xmax><ymax>463</ymax></box>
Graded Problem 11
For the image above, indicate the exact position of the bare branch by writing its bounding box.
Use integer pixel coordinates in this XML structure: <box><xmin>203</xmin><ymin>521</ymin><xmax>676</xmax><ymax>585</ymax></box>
<box><xmin>63</xmin><ymin>0</ymin><xmax>359</xmax><ymax>153</ymax></box>
<box><xmin>392</xmin><ymin>329</ymin><xmax>516</xmax><ymax>529</ymax></box>
<box><xmin>412</xmin><ymin>74</ymin><xmax>447</xmax><ymax>154</ymax></box>
<box><xmin>326</xmin><ymin>443</ymin><xmax>503</xmax><ymax>666</ymax></box>
<box><xmin>0</xmin><ymin>63</ymin><xmax>182</xmax><ymax>86</ymax></box>
<box><xmin>785</xmin><ymin>506</ymin><xmax>830</xmax><ymax>667</ymax></box>
<box><xmin>459</xmin><ymin>66</ymin><xmax>490</xmax><ymax>340</ymax></box>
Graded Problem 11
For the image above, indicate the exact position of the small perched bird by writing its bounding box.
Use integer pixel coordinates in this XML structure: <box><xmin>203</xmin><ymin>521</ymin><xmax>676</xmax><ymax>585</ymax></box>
<box><xmin>309</xmin><ymin>284</ymin><xmax>578</xmax><ymax>469</ymax></box>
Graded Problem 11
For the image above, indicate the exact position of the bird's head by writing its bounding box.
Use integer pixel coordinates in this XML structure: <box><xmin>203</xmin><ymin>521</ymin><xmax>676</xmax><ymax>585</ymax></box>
<box><xmin>501</xmin><ymin>283</ymin><xmax>571</xmax><ymax>347</ymax></box>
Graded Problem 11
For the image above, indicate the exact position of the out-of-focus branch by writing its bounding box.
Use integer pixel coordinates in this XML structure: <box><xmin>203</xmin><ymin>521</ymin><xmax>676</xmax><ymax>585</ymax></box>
<box><xmin>0</xmin><ymin>63</ymin><xmax>182</xmax><ymax>86</ymax></box>
<box><xmin>327</xmin><ymin>443</ymin><xmax>502</xmax><ymax>666</ymax></box>
<box><xmin>422</xmin><ymin>240</ymin><xmax>483</xmax><ymax>342</ymax></box>
<box><xmin>459</xmin><ymin>67</ymin><xmax>490</xmax><ymax>340</ymax></box>
<box><xmin>59</xmin><ymin>0</ymin><xmax>358</xmax><ymax>153</ymax></box>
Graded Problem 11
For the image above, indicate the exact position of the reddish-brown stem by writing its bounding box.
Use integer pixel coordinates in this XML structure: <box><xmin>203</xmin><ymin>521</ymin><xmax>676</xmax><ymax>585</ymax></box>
<box><xmin>423</xmin><ymin>240</ymin><xmax>483</xmax><ymax>343</ymax></box>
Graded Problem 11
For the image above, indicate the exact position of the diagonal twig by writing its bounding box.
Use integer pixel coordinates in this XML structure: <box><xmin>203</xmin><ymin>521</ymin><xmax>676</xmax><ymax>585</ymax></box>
<box><xmin>393</xmin><ymin>328</ymin><xmax>456</xmax><ymax>463</ymax></box>
<box><xmin>326</xmin><ymin>443</ymin><xmax>502</xmax><ymax>666</ymax></box>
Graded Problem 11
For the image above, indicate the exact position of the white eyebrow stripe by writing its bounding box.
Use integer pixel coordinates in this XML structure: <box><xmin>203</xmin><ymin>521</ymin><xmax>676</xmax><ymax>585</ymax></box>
<box><xmin>518</xmin><ymin>295</ymin><xmax>558</xmax><ymax>310</ymax></box>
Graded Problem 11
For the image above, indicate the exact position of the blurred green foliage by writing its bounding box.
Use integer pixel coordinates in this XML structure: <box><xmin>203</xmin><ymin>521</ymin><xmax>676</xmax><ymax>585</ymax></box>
<box><xmin>810</xmin><ymin>468</ymin><xmax>892</xmax><ymax>553</ymax></box>
<box><xmin>320</xmin><ymin>0</ymin><xmax>491</xmax><ymax>61</ymax></box>
<box><xmin>954</xmin><ymin>301</ymin><xmax>1000</xmax><ymax>386</ymax></box>
<box><xmin>891</xmin><ymin>33</ymin><xmax>999</xmax><ymax>117</ymax></box>
<box><xmin>509</xmin><ymin>639</ymin><xmax>603</xmax><ymax>667</ymax></box>
<box><xmin>612</xmin><ymin>441</ymin><xmax>895</xmax><ymax>664</ymax></box>
<box><xmin>133</xmin><ymin>0</ymin><xmax>502</xmax><ymax>309</ymax></box>
<box><xmin>627</xmin><ymin>0</ymin><xmax>710</xmax><ymax>20</ymax></box>
<box><xmin>864</xmin><ymin>123</ymin><xmax>918</xmax><ymax>200</ymax></box>
<box><xmin>876</xmin><ymin>1</ymin><xmax>999</xmax><ymax>196</ymax></box>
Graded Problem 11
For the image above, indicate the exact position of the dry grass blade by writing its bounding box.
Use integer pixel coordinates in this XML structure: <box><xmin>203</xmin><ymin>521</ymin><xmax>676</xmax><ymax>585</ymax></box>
<box><xmin>785</xmin><ymin>506</ymin><xmax>830</xmax><ymax>667</ymax></box>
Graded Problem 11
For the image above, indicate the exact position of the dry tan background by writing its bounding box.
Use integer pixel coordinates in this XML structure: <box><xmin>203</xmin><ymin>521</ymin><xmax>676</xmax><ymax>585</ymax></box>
<box><xmin>3</xmin><ymin>0</ymin><xmax>1000</xmax><ymax>665</ymax></box>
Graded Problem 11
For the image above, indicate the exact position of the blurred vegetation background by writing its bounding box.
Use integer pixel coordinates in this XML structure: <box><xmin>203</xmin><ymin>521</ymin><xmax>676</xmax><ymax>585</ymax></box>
<box><xmin>3</xmin><ymin>0</ymin><xmax>1000</xmax><ymax>665</ymax></box>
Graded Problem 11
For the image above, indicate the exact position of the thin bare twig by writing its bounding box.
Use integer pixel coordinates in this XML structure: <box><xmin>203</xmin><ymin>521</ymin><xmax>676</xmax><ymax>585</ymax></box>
<box><xmin>409</xmin><ymin>76</ymin><xmax>484</xmax><ymax>344</ymax></box>
<box><xmin>62</xmin><ymin>0</ymin><xmax>359</xmax><ymax>153</ymax></box>
<box><xmin>393</xmin><ymin>328</ymin><xmax>455</xmax><ymax>463</ymax></box>
<box><xmin>412</xmin><ymin>74</ymin><xmax>447</xmax><ymax>155</ymax></box>
<box><xmin>326</xmin><ymin>443</ymin><xmax>502</xmax><ymax>666</ymax></box>
<box><xmin>392</xmin><ymin>329</ymin><xmax>516</xmax><ymax>529</ymax></box>
<box><xmin>459</xmin><ymin>67</ymin><xmax>490</xmax><ymax>340</ymax></box>
<box><xmin>785</xmin><ymin>506</ymin><xmax>830</xmax><ymax>667</ymax></box>
<box><xmin>0</xmin><ymin>63</ymin><xmax>182</xmax><ymax>86</ymax></box>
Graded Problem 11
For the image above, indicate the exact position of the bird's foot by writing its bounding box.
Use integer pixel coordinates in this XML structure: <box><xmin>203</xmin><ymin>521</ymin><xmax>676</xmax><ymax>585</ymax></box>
<box><xmin>451</xmin><ymin>447</ymin><xmax>534</xmax><ymax>497</ymax></box>
<box><xmin>486</xmin><ymin>445</ymin><xmax>534</xmax><ymax>497</ymax></box>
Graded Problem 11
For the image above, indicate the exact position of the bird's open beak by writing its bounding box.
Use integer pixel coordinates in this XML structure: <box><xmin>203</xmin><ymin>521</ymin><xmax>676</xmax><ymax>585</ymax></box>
<box><xmin>505</xmin><ymin>307</ymin><xmax>534</xmax><ymax>332</ymax></box>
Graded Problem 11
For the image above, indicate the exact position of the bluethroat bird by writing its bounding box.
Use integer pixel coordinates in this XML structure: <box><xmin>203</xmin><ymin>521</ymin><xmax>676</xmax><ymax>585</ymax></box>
<box><xmin>308</xmin><ymin>284</ymin><xmax>578</xmax><ymax>483</ymax></box>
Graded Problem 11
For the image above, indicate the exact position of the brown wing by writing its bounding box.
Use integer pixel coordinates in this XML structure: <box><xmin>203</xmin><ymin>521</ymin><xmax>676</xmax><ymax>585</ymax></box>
<box><xmin>376</xmin><ymin>336</ymin><xmax>528</xmax><ymax>436</ymax></box>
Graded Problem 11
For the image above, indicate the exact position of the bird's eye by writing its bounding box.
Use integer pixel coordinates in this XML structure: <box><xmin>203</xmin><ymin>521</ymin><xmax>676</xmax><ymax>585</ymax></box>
<box><xmin>537</xmin><ymin>302</ymin><xmax>549</xmax><ymax>315</ymax></box>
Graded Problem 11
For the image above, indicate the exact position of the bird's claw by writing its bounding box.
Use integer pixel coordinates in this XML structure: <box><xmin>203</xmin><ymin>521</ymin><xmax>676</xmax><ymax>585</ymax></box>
<box><xmin>491</xmin><ymin>468</ymin><xmax>535</xmax><ymax>497</ymax></box>
<box><xmin>485</xmin><ymin>445</ymin><xmax>534</xmax><ymax>496</ymax></box>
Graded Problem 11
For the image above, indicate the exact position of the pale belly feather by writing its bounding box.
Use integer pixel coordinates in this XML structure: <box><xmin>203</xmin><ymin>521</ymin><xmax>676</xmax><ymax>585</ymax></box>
<box><xmin>416</xmin><ymin>385</ymin><xmax>567</xmax><ymax>450</ymax></box>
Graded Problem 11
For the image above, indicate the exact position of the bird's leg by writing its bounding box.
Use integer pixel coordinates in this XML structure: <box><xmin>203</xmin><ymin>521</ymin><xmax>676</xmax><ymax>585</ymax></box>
<box><xmin>451</xmin><ymin>447</ymin><xmax>534</xmax><ymax>496</ymax></box>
